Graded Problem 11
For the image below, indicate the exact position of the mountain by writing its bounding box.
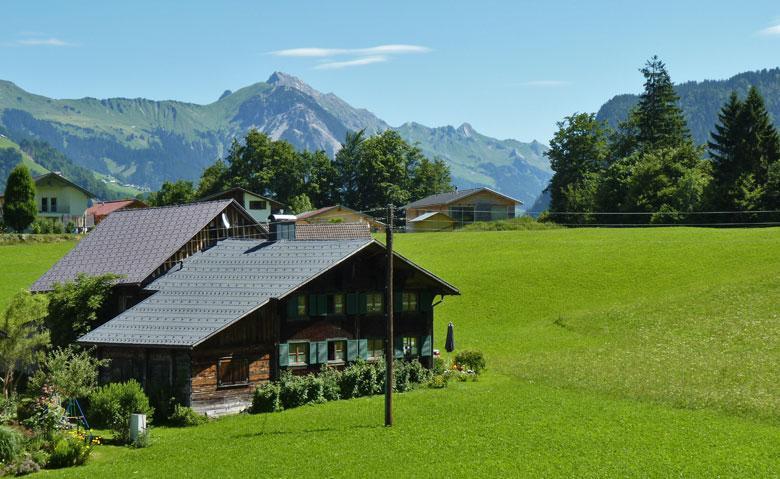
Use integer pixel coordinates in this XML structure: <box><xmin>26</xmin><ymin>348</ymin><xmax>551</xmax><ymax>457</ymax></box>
<box><xmin>395</xmin><ymin>122</ymin><xmax>550</xmax><ymax>204</ymax></box>
<box><xmin>597</xmin><ymin>67</ymin><xmax>780</xmax><ymax>146</ymax></box>
<box><xmin>0</xmin><ymin>132</ymin><xmax>143</xmax><ymax>198</ymax></box>
<box><xmin>0</xmin><ymin>73</ymin><xmax>550</xmax><ymax>204</ymax></box>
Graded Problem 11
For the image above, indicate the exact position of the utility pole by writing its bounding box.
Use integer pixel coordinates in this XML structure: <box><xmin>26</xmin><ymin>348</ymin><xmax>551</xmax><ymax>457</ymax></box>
<box><xmin>385</xmin><ymin>204</ymin><xmax>394</xmax><ymax>427</ymax></box>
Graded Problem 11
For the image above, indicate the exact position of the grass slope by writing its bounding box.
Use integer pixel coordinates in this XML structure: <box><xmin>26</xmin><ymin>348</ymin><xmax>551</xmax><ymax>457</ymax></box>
<box><xmin>4</xmin><ymin>228</ymin><xmax>777</xmax><ymax>477</ymax></box>
<box><xmin>0</xmin><ymin>241</ymin><xmax>76</xmax><ymax>311</ymax></box>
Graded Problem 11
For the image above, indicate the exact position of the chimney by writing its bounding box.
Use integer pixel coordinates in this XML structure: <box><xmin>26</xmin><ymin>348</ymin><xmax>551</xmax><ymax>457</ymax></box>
<box><xmin>268</xmin><ymin>214</ymin><xmax>297</xmax><ymax>240</ymax></box>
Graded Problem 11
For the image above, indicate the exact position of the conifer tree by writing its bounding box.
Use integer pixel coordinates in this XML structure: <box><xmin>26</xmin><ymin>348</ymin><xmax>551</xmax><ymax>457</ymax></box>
<box><xmin>634</xmin><ymin>56</ymin><xmax>691</xmax><ymax>150</ymax></box>
<box><xmin>2</xmin><ymin>164</ymin><xmax>37</xmax><ymax>232</ymax></box>
<box><xmin>707</xmin><ymin>91</ymin><xmax>744</xmax><ymax>209</ymax></box>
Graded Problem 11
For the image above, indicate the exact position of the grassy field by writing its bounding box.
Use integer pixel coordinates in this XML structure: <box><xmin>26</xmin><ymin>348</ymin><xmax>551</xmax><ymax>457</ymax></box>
<box><xmin>3</xmin><ymin>228</ymin><xmax>778</xmax><ymax>477</ymax></box>
<box><xmin>0</xmin><ymin>240</ymin><xmax>77</xmax><ymax>312</ymax></box>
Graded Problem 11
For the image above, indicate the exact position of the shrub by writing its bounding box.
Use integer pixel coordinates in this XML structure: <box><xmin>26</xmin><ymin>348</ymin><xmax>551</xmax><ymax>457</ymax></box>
<box><xmin>130</xmin><ymin>430</ymin><xmax>151</xmax><ymax>449</ymax></box>
<box><xmin>302</xmin><ymin>374</ymin><xmax>326</xmax><ymax>405</ymax></box>
<box><xmin>339</xmin><ymin>360</ymin><xmax>384</xmax><ymax>399</ymax></box>
<box><xmin>15</xmin><ymin>399</ymin><xmax>36</xmax><ymax>424</ymax></box>
<box><xmin>0</xmin><ymin>426</ymin><xmax>22</xmax><ymax>463</ymax></box>
<box><xmin>0</xmin><ymin>394</ymin><xmax>17</xmax><ymax>423</ymax></box>
<box><xmin>454</xmin><ymin>350</ymin><xmax>486</xmax><ymax>374</ymax></box>
<box><xmin>65</xmin><ymin>221</ymin><xmax>76</xmax><ymax>234</ymax></box>
<box><xmin>432</xmin><ymin>356</ymin><xmax>448</xmax><ymax>376</ymax></box>
<box><xmin>429</xmin><ymin>374</ymin><xmax>448</xmax><ymax>389</ymax></box>
<box><xmin>278</xmin><ymin>371</ymin><xmax>309</xmax><ymax>409</ymax></box>
<box><xmin>88</xmin><ymin>380</ymin><xmax>153</xmax><ymax>443</ymax></box>
<box><xmin>167</xmin><ymin>404</ymin><xmax>206</xmax><ymax>427</ymax></box>
<box><xmin>393</xmin><ymin>360</ymin><xmax>429</xmax><ymax>392</ymax></box>
<box><xmin>28</xmin><ymin>346</ymin><xmax>109</xmax><ymax>400</ymax></box>
<box><xmin>22</xmin><ymin>386</ymin><xmax>67</xmax><ymax>436</ymax></box>
<box><xmin>4</xmin><ymin>454</ymin><xmax>41</xmax><ymax>476</ymax></box>
<box><xmin>318</xmin><ymin>366</ymin><xmax>341</xmax><ymax>402</ymax></box>
<box><xmin>251</xmin><ymin>383</ymin><xmax>282</xmax><ymax>413</ymax></box>
<box><xmin>47</xmin><ymin>431</ymin><xmax>91</xmax><ymax>468</ymax></box>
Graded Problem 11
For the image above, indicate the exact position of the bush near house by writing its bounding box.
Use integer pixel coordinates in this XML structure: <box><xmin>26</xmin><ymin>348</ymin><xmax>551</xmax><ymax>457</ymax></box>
<box><xmin>88</xmin><ymin>381</ymin><xmax>154</xmax><ymax>443</ymax></box>
<box><xmin>251</xmin><ymin>359</ymin><xmax>438</xmax><ymax>414</ymax></box>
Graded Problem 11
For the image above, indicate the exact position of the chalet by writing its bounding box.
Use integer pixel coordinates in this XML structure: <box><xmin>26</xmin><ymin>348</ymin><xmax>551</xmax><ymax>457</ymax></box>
<box><xmin>31</xmin><ymin>203</ymin><xmax>457</xmax><ymax>417</ymax></box>
<box><xmin>404</xmin><ymin>187</ymin><xmax>522</xmax><ymax>228</ymax></box>
<box><xmin>0</xmin><ymin>172</ymin><xmax>96</xmax><ymax>229</ymax></box>
<box><xmin>85</xmin><ymin>198</ymin><xmax>148</xmax><ymax>225</ymax></box>
<box><xmin>200</xmin><ymin>187</ymin><xmax>285</xmax><ymax>224</ymax></box>
<box><xmin>296</xmin><ymin>205</ymin><xmax>384</xmax><ymax>232</ymax></box>
<box><xmin>406</xmin><ymin>211</ymin><xmax>456</xmax><ymax>232</ymax></box>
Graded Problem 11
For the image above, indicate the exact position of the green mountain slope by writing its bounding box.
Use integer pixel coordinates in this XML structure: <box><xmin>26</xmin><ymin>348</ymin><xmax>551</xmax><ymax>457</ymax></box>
<box><xmin>0</xmin><ymin>134</ymin><xmax>143</xmax><ymax>198</ymax></box>
<box><xmin>395</xmin><ymin>122</ymin><xmax>550</xmax><ymax>203</ymax></box>
<box><xmin>597</xmin><ymin>67</ymin><xmax>780</xmax><ymax>145</ymax></box>
<box><xmin>0</xmin><ymin>73</ymin><xmax>550</xmax><ymax>204</ymax></box>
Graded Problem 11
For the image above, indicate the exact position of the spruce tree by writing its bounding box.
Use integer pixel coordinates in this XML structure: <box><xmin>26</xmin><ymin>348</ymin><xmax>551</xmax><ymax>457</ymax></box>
<box><xmin>739</xmin><ymin>87</ymin><xmax>780</xmax><ymax>186</ymax></box>
<box><xmin>634</xmin><ymin>56</ymin><xmax>691</xmax><ymax>150</ymax></box>
<box><xmin>707</xmin><ymin>91</ymin><xmax>744</xmax><ymax>209</ymax></box>
<box><xmin>2</xmin><ymin>164</ymin><xmax>37</xmax><ymax>232</ymax></box>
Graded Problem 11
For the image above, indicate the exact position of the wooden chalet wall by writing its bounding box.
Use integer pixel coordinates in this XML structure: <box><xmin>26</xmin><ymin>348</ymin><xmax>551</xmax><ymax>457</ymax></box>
<box><xmin>189</xmin><ymin>306</ymin><xmax>275</xmax><ymax>415</ymax></box>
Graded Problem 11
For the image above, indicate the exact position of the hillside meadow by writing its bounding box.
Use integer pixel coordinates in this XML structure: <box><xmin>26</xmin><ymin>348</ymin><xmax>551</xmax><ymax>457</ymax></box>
<box><xmin>1</xmin><ymin>228</ymin><xmax>778</xmax><ymax>477</ymax></box>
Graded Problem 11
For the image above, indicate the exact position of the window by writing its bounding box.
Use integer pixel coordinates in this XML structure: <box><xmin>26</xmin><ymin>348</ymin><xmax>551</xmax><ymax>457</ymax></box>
<box><xmin>217</xmin><ymin>357</ymin><xmax>249</xmax><ymax>387</ymax></box>
<box><xmin>41</xmin><ymin>197</ymin><xmax>48</xmax><ymax>212</ymax></box>
<box><xmin>248</xmin><ymin>200</ymin><xmax>267</xmax><ymax>210</ymax></box>
<box><xmin>328</xmin><ymin>340</ymin><xmax>347</xmax><ymax>363</ymax></box>
<box><xmin>366</xmin><ymin>293</ymin><xmax>383</xmax><ymax>314</ymax></box>
<box><xmin>296</xmin><ymin>296</ymin><xmax>307</xmax><ymax>317</ymax></box>
<box><xmin>402</xmin><ymin>292</ymin><xmax>418</xmax><ymax>312</ymax></box>
<box><xmin>288</xmin><ymin>342</ymin><xmax>308</xmax><ymax>366</ymax></box>
<box><xmin>332</xmin><ymin>294</ymin><xmax>345</xmax><ymax>315</ymax></box>
<box><xmin>50</xmin><ymin>197</ymin><xmax>57</xmax><ymax>213</ymax></box>
<box><xmin>367</xmin><ymin>339</ymin><xmax>384</xmax><ymax>359</ymax></box>
<box><xmin>403</xmin><ymin>337</ymin><xmax>418</xmax><ymax>357</ymax></box>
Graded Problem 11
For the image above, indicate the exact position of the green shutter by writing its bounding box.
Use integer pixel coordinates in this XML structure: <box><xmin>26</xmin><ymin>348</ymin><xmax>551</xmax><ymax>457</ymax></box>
<box><xmin>358</xmin><ymin>339</ymin><xmax>368</xmax><ymax>360</ymax></box>
<box><xmin>307</xmin><ymin>341</ymin><xmax>317</xmax><ymax>364</ymax></box>
<box><xmin>394</xmin><ymin>336</ymin><xmax>404</xmax><ymax>358</ymax></box>
<box><xmin>346</xmin><ymin>293</ymin><xmax>358</xmax><ymax>315</ymax></box>
<box><xmin>317</xmin><ymin>294</ymin><xmax>328</xmax><ymax>315</ymax></box>
<box><xmin>278</xmin><ymin>343</ymin><xmax>289</xmax><ymax>367</ymax></box>
<box><xmin>420</xmin><ymin>292</ymin><xmax>435</xmax><ymax>312</ymax></box>
<box><xmin>286</xmin><ymin>297</ymin><xmax>298</xmax><ymax>319</ymax></box>
<box><xmin>421</xmin><ymin>334</ymin><xmax>432</xmax><ymax>356</ymax></box>
<box><xmin>347</xmin><ymin>339</ymin><xmax>359</xmax><ymax>361</ymax></box>
<box><xmin>317</xmin><ymin>341</ymin><xmax>328</xmax><ymax>364</ymax></box>
<box><xmin>308</xmin><ymin>294</ymin><xmax>318</xmax><ymax>316</ymax></box>
<box><xmin>394</xmin><ymin>291</ymin><xmax>403</xmax><ymax>313</ymax></box>
<box><xmin>358</xmin><ymin>293</ymin><xmax>368</xmax><ymax>315</ymax></box>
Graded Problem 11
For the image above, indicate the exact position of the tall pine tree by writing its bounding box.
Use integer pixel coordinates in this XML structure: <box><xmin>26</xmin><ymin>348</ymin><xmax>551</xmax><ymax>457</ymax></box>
<box><xmin>708</xmin><ymin>87</ymin><xmax>780</xmax><ymax>212</ymax></box>
<box><xmin>634</xmin><ymin>56</ymin><xmax>691</xmax><ymax>150</ymax></box>
<box><xmin>707</xmin><ymin>91</ymin><xmax>744</xmax><ymax>209</ymax></box>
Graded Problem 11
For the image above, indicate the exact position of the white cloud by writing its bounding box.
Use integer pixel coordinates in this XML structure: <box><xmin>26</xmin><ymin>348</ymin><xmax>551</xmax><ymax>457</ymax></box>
<box><xmin>519</xmin><ymin>80</ymin><xmax>571</xmax><ymax>87</ymax></box>
<box><xmin>270</xmin><ymin>44</ymin><xmax>430</xmax><ymax>58</ymax></box>
<box><xmin>16</xmin><ymin>37</ymin><xmax>75</xmax><ymax>47</ymax></box>
<box><xmin>757</xmin><ymin>24</ymin><xmax>780</xmax><ymax>36</ymax></box>
<box><xmin>315</xmin><ymin>56</ymin><xmax>388</xmax><ymax>70</ymax></box>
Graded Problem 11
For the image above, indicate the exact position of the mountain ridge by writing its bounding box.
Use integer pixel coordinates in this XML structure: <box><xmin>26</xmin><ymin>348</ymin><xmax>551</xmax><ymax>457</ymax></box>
<box><xmin>0</xmin><ymin>73</ymin><xmax>550</xmax><ymax>204</ymax></box>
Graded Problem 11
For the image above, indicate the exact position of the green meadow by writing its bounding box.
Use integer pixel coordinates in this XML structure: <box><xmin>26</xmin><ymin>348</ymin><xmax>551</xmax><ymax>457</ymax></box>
<box><xmin>3</xmin><ymin>228</ymin><xmax>778</xmax><ymax>477</ymax></box>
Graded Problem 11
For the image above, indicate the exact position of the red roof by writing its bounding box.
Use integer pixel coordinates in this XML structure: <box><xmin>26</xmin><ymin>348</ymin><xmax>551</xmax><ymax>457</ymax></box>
<box><xmin>86</xmin><ymin>199</ymin><xmax>147</xmax><ymax>218</ymax></box>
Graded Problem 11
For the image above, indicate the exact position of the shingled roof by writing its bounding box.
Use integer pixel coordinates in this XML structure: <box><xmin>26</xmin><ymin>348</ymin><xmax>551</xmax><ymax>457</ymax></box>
<box><xmin>403</xmin><ymin>187</ymin><xmax>522</xmax><ymax>210</ymax></box>
<box><xmin>295</xmin><ymin>222</ymin><xmax>372</xmax><ymax>240</ymax></box>
<box><xmin>78</xmin><ymin>238</ymin><xmax>374</xmax><ymax>347</ymax></box>
<box><xmin>30</xmin><ymin>200</ymin><xmax>263</xmax><ymax>292</ymax></box>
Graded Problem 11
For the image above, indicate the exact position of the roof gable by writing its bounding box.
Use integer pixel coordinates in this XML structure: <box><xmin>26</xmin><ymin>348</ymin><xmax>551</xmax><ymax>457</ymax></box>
<box><xmin>200</xmin><ymin>187</ymin><xmax>285</xmax><ymax>208</ymax></box>
<box><xmin>403</xmin><ymin>187</ymin><xmax>522</xmax><ymax>210</ymax></box>
<box><xmin>34</xmin><ymin>172</ymin><xmax>95</xmax><ymax>198</ymax></box>
<box><xmin>30</xmin><ymin>200</ymin><xmax>265</xmax><ymax>291</ymax></box>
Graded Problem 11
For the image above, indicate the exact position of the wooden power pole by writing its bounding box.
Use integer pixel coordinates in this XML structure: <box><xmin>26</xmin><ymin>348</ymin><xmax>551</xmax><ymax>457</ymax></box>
<box><xmin>385</xmin><ymin>204</ymin><xmax>394</xmax><ymax>427</ymax></box>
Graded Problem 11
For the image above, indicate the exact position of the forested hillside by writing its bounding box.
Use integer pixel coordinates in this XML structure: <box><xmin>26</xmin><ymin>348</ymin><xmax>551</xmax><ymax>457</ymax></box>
<box><xmin>597</xmin><ymin>68</ymin><xmax>780</xmax><ymax>146</ymax></box>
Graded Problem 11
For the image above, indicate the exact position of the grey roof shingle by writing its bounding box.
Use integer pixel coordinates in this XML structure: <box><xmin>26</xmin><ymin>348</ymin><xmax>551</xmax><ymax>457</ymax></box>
<box><xmin>78</xmin><ymin>238</ymin><xmax>373</xmax><ymax>347</ymax></box>
<box><xmin>402</xmin><ymin>187</ymin><xmax>523</xmax><ymax>210</ymax></box>
<box><xmin>30</xmin><ymin>200</ymin><xmax>259</xmax><ymax>292</ymax></box>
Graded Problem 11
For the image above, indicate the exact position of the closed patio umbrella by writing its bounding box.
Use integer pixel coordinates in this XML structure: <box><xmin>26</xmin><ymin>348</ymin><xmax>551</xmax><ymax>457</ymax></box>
<box><xmin>445</xmin><ymin>322</ymin><xmax>455</xmax><ymax>353</ymax></box>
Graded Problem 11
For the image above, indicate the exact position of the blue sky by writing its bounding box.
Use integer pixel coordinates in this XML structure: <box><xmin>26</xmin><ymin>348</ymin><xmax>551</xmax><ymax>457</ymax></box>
<box><xmin>2</xmin><ymin>1</ymin><xmax>779</xmax><ymax>143</ymax></box>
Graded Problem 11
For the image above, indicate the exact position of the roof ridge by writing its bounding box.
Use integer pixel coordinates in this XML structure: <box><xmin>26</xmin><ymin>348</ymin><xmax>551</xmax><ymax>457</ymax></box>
<box><xmin>110</xmin><ymin>199</ymin><xmax>232</xmax><ymax>213</ymax></box>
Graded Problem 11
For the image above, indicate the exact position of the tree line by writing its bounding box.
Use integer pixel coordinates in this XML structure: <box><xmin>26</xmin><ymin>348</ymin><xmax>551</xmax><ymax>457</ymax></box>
<box><xmin>147</xmin><ymin>129</ymin><xmax>453</xmax><ymax>214</ymax></box>
<box><xmin>546</xmin><ymin>56</ymin><xmax>780</xmax><ymax>224</ymax></box>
